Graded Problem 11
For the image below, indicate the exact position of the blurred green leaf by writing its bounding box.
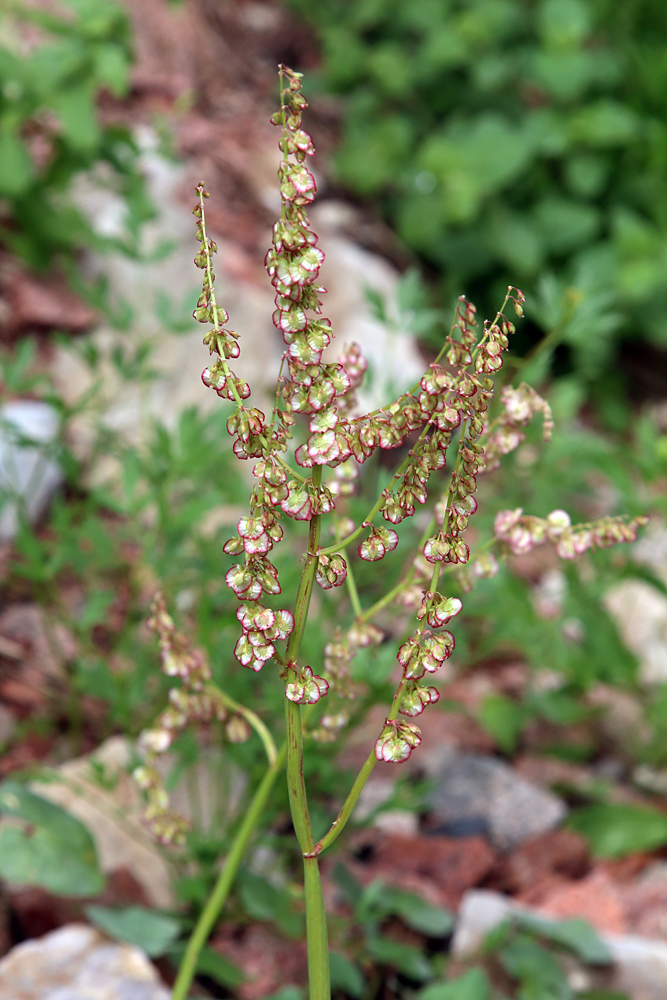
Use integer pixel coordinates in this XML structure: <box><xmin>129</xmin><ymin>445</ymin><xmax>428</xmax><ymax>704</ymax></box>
<box><xmin>378</xmin><ymin>886</ymin><xmax>455</xmax><ymax>937</ymax></box>
<box><xmin>418</xmin><ymin>968</ymin><xmax>491</xmax><ymax>1000</ymax></box>
<box><xmin>168</xmin><ymin>943</ymin><xmax>244</xmax><ymax>988</ymax></box>
<box><xmin>367</xmin><ymin>936</ymin><xmax>433</xmax><ymax>981</ymax></box>
<box><xmin>0</xmin><ymin>132</ymin><xmax>33</xmax><ymax>196</ymax></box>
<box><xmin>568</xmin><ymin>804</ymin><xmax>667</xmax><ymax>857</ymax></box>
<box><xmin>329</xmin><ymin>952</ymin><xmax>365</xmax><ymax>998</ymax></box>
<box><xmin>85</xmin><ymin>905</ymin><xmax>181</xmax><ymax>957</ymax></box>
<box><xmin>478</xmin><ymin>695</ymin><xmax>526</xmax><ymax>753</ymax></box>
<box><xmin>516</xmin><ymin>914</ymin><xmax>612</xmax><ymax>965</ymax></box>
<box><xmin>0</xmin><ymin>782</ymin><xmax>104</xmax><ymax>896</ymax></box>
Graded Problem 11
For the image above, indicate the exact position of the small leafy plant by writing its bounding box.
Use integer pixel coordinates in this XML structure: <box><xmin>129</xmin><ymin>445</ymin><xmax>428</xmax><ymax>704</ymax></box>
<box><xmin>0</xmin><ymin>0</ymin><xmax>148</xmax><ymax>268</ymax></box>
<box><xmin>135</xmin><ymin>66</ymin><xmax>646</xmax><ymax>1000</ymax></box>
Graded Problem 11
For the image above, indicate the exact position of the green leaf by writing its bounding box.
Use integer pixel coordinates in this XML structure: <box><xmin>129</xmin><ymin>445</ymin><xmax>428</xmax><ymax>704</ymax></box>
<box><xmin>418</xmin><ymin>968</ymin><xmax>491</xmax><ymax>1000</ymax></box>
<box><xmin>478</xmin><ymin>695</ymin><xmax>526</xmax><ymax>753</ymax></box>
<box><xmin>516</xmin><ymin>914</ymin><xmax>612</xmax><ymax>965</ymax></box>
<box><xmin>168</xmin><ymin>943</ymin><xmax>244</xmax><ymax>988</ymax></box>
<box><xmin>93</xmin><ymin>43</ymin><xmax>130</xmax><ymax>96</ymax></box>
<box><xmin>0</xmin><ymin>132</ymin><xmax>34</xmax><ymax>196</ymax></box>
<box><xmin>0</xmin><ymin>782</ymin><xmax>104</xmax><ymax>896</ymax></box>
<box><xmin>52</xmin><ymin>82</ymin><xmax>100</xmax><ymax>150</ymax></box>
<box><xmin>85</xmin><ymin>905</ymin><xmax>180</xmax><ymax>957</ymax></box>
<box><xmin>567</xmin><ymin>804</ymin><xmax>667</xmax><ymax>857</ymax></box>
<box><xmin>500</xmin><ymin>935</ymin><xmax>572</xmax><ymax>998</ymax></box>
<box><xmin>367</xmin><ymin>936</ymin><xmax>433</xmax><ymax>981</ymax></box>
<box><xmin>237</xmin><ymin>870</ymin><xmax>303</xmax><ymax>938</ymax></box>
<box><xmin>329</xmin><ymin>951</ymin><xmax>365</xmax><ymax>998</ymax></box>
<box><xmin>332</xmin><ymin>862</ymin><xmax>363</xmax><ymax>906</ymax></box>
<box><xmin>264</xmin><ymin>988</ymin><xmax>303</xmax><ymax>1000</ymax></box>
<box><xmin>378</xmin><ymin>886</ymin><xmax>455</xmax><ymax>937</ymax></box>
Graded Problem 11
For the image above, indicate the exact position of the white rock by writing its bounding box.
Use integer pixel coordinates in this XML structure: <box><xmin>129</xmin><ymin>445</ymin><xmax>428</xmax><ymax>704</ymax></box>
<box><xmin>604</xmin><ymin>580</ymin><xmax>667</xmax><ymax>684</ymax></box>
<box><xmin>0</xmin><ymin>923</ymin><xmax>169</xmax><ymax>1000</ymax></box>
<box><xmin>453</xmin><ymin>889</ymin><xmax>667</xmax><ymax>1000</ymax></box>
<box><xmin>56</xmin><ymin>150</ymin><xmax>427</xmax><ymax>486</ymax></box>
<box><xmin>54</xmin><ymin>128</ymin><xmax>279</xmax><ymax>481</ymax></box>
<box><xmin>0</xmin><ymin>400</ymin><xmax>62</xmax><ymax>540</ymax></box>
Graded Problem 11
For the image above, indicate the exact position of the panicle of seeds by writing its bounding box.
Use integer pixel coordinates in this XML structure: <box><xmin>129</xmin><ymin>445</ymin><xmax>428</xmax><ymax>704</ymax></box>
<box><xmin>481</xmin><ymin>382</ymin><xmax>554</xmax><ymax>472</ymax></box>
<box><xmin>494</xmin><ymin>508</ymin><xmax>649</xmax><ymax>558</ymax></box>
<box><xmin>134</xmin><ymin>594</ymin><xmax>251</xmax><ymax>845</ymax></box>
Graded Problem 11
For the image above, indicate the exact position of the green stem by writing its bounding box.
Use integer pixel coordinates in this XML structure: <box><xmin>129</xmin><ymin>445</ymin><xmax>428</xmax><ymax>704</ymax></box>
<box><xmin>285</xmin><ymin>697</ymin><xmax>315</xmax><ymax>852</ymax></box>
<box><xmin>207</xmin><ymin>683</ymin><xmax>277</xmax><ymax>766</ymax></box>
<box><xmin>309</xmin><ymin>676</ymin><xmax>407</xmax><ymax>856</ymax></box>
<box><xmin>311</xmin><ymin>749</ymin><xmax>376</xmax><ymax>855</ymax></box>
<box><xmin>344</xmin><ymin>559</ymin><xmax>363</xmax><ymax>618</ymax></box>
<box><xmin>319</xmin><ymin>433</ymin><xmax>427</xmax><ymax>557</ymax></box>
<box><xmin>283</xmin><ymin>465</ymin><xmax>331</xmax><ymax>1000</ymax></box>
<box><xmin>171</xmin><ymin>744</ymin><xmax>286</xmax><ymax>1000</ymax></box>
<box><xmin>304</xmin><ymin>856</ymin><xmax>330</xmax><ymax>1000</ymax></box>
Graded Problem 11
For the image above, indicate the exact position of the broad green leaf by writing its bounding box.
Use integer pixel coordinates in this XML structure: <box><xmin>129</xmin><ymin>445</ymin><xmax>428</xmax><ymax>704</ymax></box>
<box><xmin>379</xmin><ymin>886</ymin><xmax>455</xmax><ymax>937</ymax></box>
<box><xmin>478</xmin><ymin>694</ymin><xmax>526</xmax><ymax>753</ymax></box>
<box><xmin>0</xmin><ymin>132</ymin><xmax>33</xmax><ymax>196</ymax></box>
<box><xmin>500</xmin><ymin>936</ymin><xmax>572</xmax><ymax>998</ymax></box>
<box><xmin>168</xmin><ymin>943</ymin><xmax>244</xmax><ymax>988</ymax></box>
<box><xmin>264</xmin><ymin>988</ymin><xmax>303</xmax><ymax>1000</ymax></box>
<box><xmin>0</xmin><ymin>782</ymin><xmax>104</xmax><ymax>896</ymax></box>
<box><xmin>418</xmin><ymin>968</ymin><xmax>491</xmax><ymax>1000</ymax></box>
<box><xmin>85</xmin><ymin>905</ymin><xmax>180</xmax><ymax>957</ymax></box>
<box><xmin>516</xmin><ymin>914</ymin><xmax>612</xmax><ymax>965</ymax></box>
<box><xmin>568</xmin><ymin>101</ymin><xmax>640</xmax><ymax>147</ymax></box>
<box><xmin>93</xmin><ymin>43</ymin><xmax>130</xmax><ymax>96</ymax></box>
<box><xmin>567</xmin><ymin>804</ymin><xmax>667</xmax><ymax>857</ymax></box>
<box><xmin>237</xmin><ymin>870</ymin><xmax>303</xmax><ymax>938</ymax></box>
<box><xmin>367</xmin><ymin>936</ymin><xmax>432</xmax><ymax>981</ymax></box>
<box><xmin>329</xmin><ymin>952</ymin><xmax>365</xmax><ymax>998</ymax></box>
<box><xmin>52</xmin><ymin>82</ymin><xmax>100</xmax><ymax>150</ymax></box>
<box><xmin>332</xmin><ymin>862</ymin><xmax>363</xmax><ymax>906</ymax></box>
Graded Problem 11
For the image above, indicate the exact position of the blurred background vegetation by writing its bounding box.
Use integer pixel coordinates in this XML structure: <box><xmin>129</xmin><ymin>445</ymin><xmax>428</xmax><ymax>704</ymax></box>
<box><xmin>287</xmin><ymin>0</ymin><xmax>667</xmax><ymax>423</ymax></box>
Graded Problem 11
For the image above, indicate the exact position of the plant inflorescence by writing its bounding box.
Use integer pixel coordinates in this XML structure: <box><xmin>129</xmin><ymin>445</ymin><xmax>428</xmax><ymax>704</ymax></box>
<box><xmin>136</xmin><ymin>65</ymin><xmax>647</xmax><ymax>1000</ymax></box>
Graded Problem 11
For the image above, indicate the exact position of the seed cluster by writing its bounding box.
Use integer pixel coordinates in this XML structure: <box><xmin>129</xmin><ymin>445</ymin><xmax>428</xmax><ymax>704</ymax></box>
<box><xmin>494</xmin><ymin>508</ymin><xmax>648</xmax><ymax>558</ymax></box>
<box><xmin>134</xmin><ymin>595</ymin><xmax>251</xmax><ymax>845</ymax></box>
<box><xmin>172</xmin><ymin>64</ymin><xmax>649</xmax><ymax>774</ymax></box>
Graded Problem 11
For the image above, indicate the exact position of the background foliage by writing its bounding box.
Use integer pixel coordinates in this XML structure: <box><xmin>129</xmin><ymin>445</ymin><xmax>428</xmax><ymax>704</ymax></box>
<box><xmin>0</xmin><ymin>0</ymin><xmax>149</xmax><ymax>269</ymax></box>
<box><xmin>287</xmin><ymin>0</ymin><xmax>667</xmax><ymax>401</ymax></box>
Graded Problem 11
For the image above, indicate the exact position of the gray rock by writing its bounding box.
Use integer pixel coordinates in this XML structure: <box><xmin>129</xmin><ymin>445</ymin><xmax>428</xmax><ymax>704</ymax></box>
<box><xmin>453</xmin><ymin>889</ymin><xmax>667</xmax><ymax>1000</ymax></box>
<box><xmin>425</xmin><ymin>749</ymin><xmax>567</xmax><ymax>850</ymax></box>
<box><xmin>0</xmin><ymin>401</ymin><xmax>62</xmax><ymax>540</ymax></box>
<box><xmin>0</xmin><ymin>923</ymin><xmax>169</xmax><ymax>1000</ymax></box>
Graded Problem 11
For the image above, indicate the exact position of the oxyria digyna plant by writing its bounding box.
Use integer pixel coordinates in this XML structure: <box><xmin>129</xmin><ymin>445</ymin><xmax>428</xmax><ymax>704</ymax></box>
<box><xmin>136</xmin><ymin>66</ymin><xmax>647</xmax><ymax>1000</ymax></box>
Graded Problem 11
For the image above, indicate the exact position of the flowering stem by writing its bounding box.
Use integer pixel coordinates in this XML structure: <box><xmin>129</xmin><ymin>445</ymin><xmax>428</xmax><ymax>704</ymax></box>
<box><xmin>310</xmin><ymin>677</ymin><xmax>406</xmax><ymax>856</ymax></box>
<box><xmin>344</xmin><ymin>559</ymin><xmax>363</xmax><ymax>618</ymax></box>
<box><xmin>284</xmin><ymin>464</ymin><xmax>330</xmax><ymax>1000</ymax></box>
<box><xmin>171</xmin><ymin>743</ymin><xmax>286</xmax><ymax>1000</ymax></box>
<box><xmin>196</xmin><ymin>187</ymin><xmax>244</xmax><ymax>409</ymax></box>
<box><xmin>206</xmin><ymin>683</ymin><xmax>278</xmax><ymax>766</ymax></box>
<box><xmin>319</xmin><ymin>427</ymin><xmax>431</xmax><ymax>557</ymax></box>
